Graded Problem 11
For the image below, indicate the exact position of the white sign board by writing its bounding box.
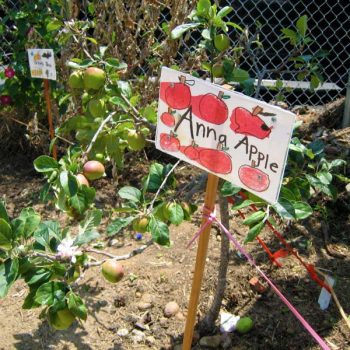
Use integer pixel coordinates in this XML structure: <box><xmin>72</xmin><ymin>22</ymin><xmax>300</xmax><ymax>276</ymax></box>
<box><xmin>27</xmin><ymin>49</ymin><xmax>56</xmax><ymax>80</ymax></box>
<box><xmin>0</xmin><ymin>66</ymin><xmax>7</xmax><ymax>86</ymax></box>
<box><xmin>155</xmin><ymin>67</ymin><xmax>296</xmax><ymax>204</ymax></box>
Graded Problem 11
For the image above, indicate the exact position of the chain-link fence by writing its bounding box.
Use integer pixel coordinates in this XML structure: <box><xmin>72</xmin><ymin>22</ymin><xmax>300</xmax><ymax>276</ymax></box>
<box><xmin>1</xmin><ymin>0</ymin><xmax>349</xmax><ymax>107</ymax></box>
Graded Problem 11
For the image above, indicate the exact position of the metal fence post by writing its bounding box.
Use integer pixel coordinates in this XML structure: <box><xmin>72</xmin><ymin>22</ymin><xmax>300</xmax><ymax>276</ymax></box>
<box><xmin>342</xmin><ymin>70</ymin><xmax>350</xmax><ymax>128</ymax></box>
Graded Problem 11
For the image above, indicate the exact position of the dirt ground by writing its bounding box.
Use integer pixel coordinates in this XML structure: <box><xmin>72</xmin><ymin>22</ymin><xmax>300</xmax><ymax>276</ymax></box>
<box><xmin>0</xmin><ymin>104</ymin><xmax>350</xmax><ymax>350</ymax></box>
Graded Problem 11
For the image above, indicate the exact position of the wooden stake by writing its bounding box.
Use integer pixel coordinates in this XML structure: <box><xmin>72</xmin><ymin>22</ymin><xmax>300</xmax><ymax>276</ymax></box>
<box><xmin>43</xmin><ymin>79</ymin><xmax>57</xmax><ymax>160</ymax></box>
<box><xmin>182</xmin><ymin>173</ymin><xmax>219</xmax><ymax>350</ymax></box>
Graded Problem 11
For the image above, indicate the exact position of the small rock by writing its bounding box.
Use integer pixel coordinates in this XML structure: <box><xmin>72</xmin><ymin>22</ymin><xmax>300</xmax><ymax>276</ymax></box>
<box><xmin>199</xmin><ymin>335</ymin><xmax>222</xmax><ymax>348</ymax></box>
<box><xmin>134</xmin><ymin>322</ymin><xmax>149</xmax><ymax>331</ymax></box>
<box><xmin>159</xmin><ymin>317</ymin><xmax>168</xmax><ymax>328</ymax></box>
<box><xmin>137</xmin><ymin>302</ymin><xmax>152</xmax><ymax>311</ymax></box>
<box><xmin>249</xmin><ymin>276</ymin><xmax>267</xmax><ymax>294</ymax></box>
<box><xmin>221</xmin><ymin>333</ymin><xmax>232</xmax><ymax>349</ymax></box>
<box><xmin>117</xmin><ymin>328</ymin><xmax>129</xmax><ymax>337</ymax></box>
<box><xmin>131</xmin><ymin>329</ymin><xmax>145</xmax><ymax>343</ymax></box>
<box><xmin>141</xmin><ymin>293</ymin><xmax>154</xmax><ymax>304</ymax></box>
<box><xmin>164</xmin><ymin>301</ymin><xmax>179</xmax><ymax>318</ymax></box>
<box><xmin>146</xmin><ymin>335</ymin><xmax>156</xmax><ymax>345</ymax></box>
<box><xmin>110</xmin><ymin>239</ymin><xmax>124</xmax><ymax>248</ymax></box>
<box><xmin>176</xmin><ymin>312</ymin><xmax>185</xmax><ymax>320</ymax></box>
<box><xmin>135</xmin><ymin>291</ymin><xmax>142</xmax><ymax>298</ymax></box>
<box><xmin>173</xmin><ymin>344</ymin><xmax>182</xmax><ymax>350</ymax></box>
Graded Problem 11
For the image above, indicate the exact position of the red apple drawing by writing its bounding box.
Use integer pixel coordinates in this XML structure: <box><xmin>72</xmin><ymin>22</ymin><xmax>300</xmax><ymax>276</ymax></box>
<box><xmin>161</xmin><ymin>108</ymin><xmax>176</xmax><ymax>127</ymax></box>
<box><xmin>238</xmin><ymin>165</ymin><xmax>270</xmax><ymax>192</ymax></box>
<box><xmin>191</xmin><ymin>92</ymin><xmax>228</xmax><ymax>125</ymax></box>
<box><xmin>160</xmin><ymin>77</ymin><xmax>191</xmax><ymax>110</ymax></box>
<box><xmin>230</xmin><ymin>106</ymin><xmax>272</xmax><ymax>139</ymax></box>
<box><xmin>180</xmin><ymin>145</ymin><xmax>200</xmax><ymax>160</ymax></box>
<box><xmin>198</xmin><ymin>148</ymin><xmax>232</xmax><ymax>174</ymax></box>
<box><xmin>159</xmin><ymin>133</ymin><xmax>180</xmax><ymax>152</ymax></box>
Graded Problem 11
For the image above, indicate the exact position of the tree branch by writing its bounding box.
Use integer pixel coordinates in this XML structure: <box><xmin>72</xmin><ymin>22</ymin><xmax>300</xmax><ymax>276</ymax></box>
<box><xmin>147</xmin><ymin>160</ymin><xmax>181</xmax><ymax>212</ymax></box>
<box><xmin>85</xmin><ymin>239</ymin><xmax>154</xmax><ymax>266</ymax></box>
<box><xmin>120</xmin><ymin>93</ymin><xmax>156</xmax><ymax>131</ymax></box>
<box><xmin>199</xmin><ymin>192</ymin><xmax>230</xmax><ymax>334</ymax></box>
<box><xmin>83</xmin><ymin>111</ymin><xmax>116</xmax><ymax>157</ymax></box>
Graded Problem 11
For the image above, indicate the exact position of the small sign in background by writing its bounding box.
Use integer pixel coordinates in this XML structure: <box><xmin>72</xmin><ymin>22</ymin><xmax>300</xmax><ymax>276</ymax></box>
<box><xmin>27</xmin><ymin>49</ymin><xmax>56</xmax><ymax>80</ymax></box>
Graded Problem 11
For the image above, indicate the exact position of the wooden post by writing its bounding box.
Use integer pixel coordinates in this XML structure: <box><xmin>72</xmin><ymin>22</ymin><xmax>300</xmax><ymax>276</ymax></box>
<box><xmin>182</xmin><ymin>173</ymin><xmax>219</xmax><ymax>350</ymax></box>
<box><xmin>43</xmin><ymin>79</ymin><xmax>57</xmax><ymax>160</ymax></box>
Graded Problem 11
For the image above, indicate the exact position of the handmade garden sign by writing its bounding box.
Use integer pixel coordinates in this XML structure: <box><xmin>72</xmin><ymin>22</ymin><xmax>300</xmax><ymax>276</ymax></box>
<box><xmin>155</xmin><ymin>67</ymin><xmax>296</xmax><ymax>204</ymax></box>
<box><xmin>155</xmin><ymin>67</ymin><xmax>296</xmax><ymax>349</ymax></box>
<box><xmin>27</xmin><ymin>49</ymin><xmax>57</xmax><ymax>159</ymax></box>
<box><xmin>27</xmin><ymin>49</ymin><xmax>56</xmax><ymax>80</ymax></box>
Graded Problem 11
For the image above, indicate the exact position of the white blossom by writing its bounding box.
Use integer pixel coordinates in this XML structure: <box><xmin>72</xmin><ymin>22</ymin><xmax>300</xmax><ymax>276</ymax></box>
<box><xmin>56</xmin><ymin>237</ymin><xmax>80</xmax><ymax>263</ymax></box>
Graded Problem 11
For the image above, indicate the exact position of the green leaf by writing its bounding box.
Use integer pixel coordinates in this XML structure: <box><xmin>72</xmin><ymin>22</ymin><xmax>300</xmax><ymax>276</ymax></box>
<box><xmin>79</xmin><ymin>209</ymin><xmax>102</xmax><ymax>234</ymax></box>
<box><xmin>107</xmin><ymin>216</ymin><xmax>135</xmax><ymax>236</ymax></box>
<box><xmin>201</xmin><ymin>29</ymin><xmax>211</xmax><ymax>40</ymax></box>
<box><xmin>34</xmin><ymin>281</ymin><xmax>66</xmax><ymax>305</ymax></box>
<box><xmin>220</xmin><ymin>181</ymin><xmax>241</xmax><ymax>197</ymax></box>
<box><xmin>231</xmin><ymin>68</ymin><xmax>250</xmax><ymax>82</ymax></box>
<box><xmin>231</xmin><ymin>199</ymin><xmax>253</xmax><ymax>210</ymax></box>
<box><xmin>310</xmin><ymin>75</ymin><xmax>320</xmax><ymax>90</ymax></box>
<box><xmin>273</xmin><ymin>198</ymin><xmax>295</xmax><ymax>220</ymax></box>
<box><xmin>281</xmin><ymin>28</ymin><xmax>298</xmax><ymax>45</ymax></box>
<box><xmin>70</xmin><ymin>193</ymin><xmax>87</xmax><ymax>214</ymax></box>
<box><xmin>142</xmin><ymin>105</ymin><xmax>157</xmax><ymax>123</ymax></box>
<box><xmin>73</xmin><ymin>209</ymin><xmax>102</xmax><ymax>245</ymax></box>
<box><xmin>46</xmin><ymin>19</ymin><xmax>62</xmax><ymax>32</ymax></box>
<box><xmin>296</xmin><ymin>15</ymin><xmax>308</xmax><ymax>37</ymax></box>
<box><xmin>217</xmin><ymin>6</ymin><xmax>233</xmax><ymax>18</ymax></box>
<box><xmin>60</xmin><ymin>171</ymin><xmax>78</xmax><ymax>197</ymax></box>
<box><xmin>316</xmin><ymin>171</ymin><xmax>332</xmax><ymax>185</ymax></box>
<box><xmin>33</xmin><ymin>156</ymin><xmax>59</xmax><ymax>173</ymax></box>
<box><xmin>329</xmin><ymin>159</ymin><xmax>346</xmax><ymax>170</ymax></box>
<box><xmin>87</xmin><ymin>37</ymin><xmax>98</xmax><ymax>45</ymax></box>
<box><xmin>22</xmin><ymin>288</ymin><xmax>41</xmax><ymax>309</ymax></box>
<box><xmin>34</xmin><ymin>220</ymin><xmax>61</xmax><ymax>251</ymax></box>
<box><xmin>149</xmin><ymin>217</ymin><xmax>170</xmax><ymax>246</ymax></box>
<box><xmin>227</xmin><ymin>22</ymin><xmax>243</xmax><ymax>32</ymax></box>
<box><xmin>74</xmin><ymin>230</ymin><xmax>100</xmax><ymax>246</ymax></box>
<box><xmin>27</xmin><ymin>270</ymin><xmax>52</xmax><ymax>286</ymax></box>
<box><xmin>171</xmin><ymin>23</ymin><xmax>201</xmax><ymax>39</ymax></box>
<box><xmin>168</xmin><ymin>204</ymin><xmax>184</xmax><ymax>226</ymax></box>
<box><xmin>243</xmin><ymin>211</ymin><xmax>266</xmax><ymax>227</ymax></box>
<box><xmin>197</xmin><ymin>0</ymin><xmax>211</xmax><ymax>15</ymax></box>
<box><xmin>0</xmin><ymin>218</ymin><xmax>13</xmax><ymax>250</ymax></box>
<box><xmin>292</xmin><ymin>201</ymin><xmax>313</xmax><ymax>220</ymax></box>
<box><xmin>0</xmin><ymin>258</ymin><xmax>19</xmax><ymax>298</ymax></box>
<box><xmin>118</xmin><ymin>186</ymin><xmax>141</xmax><ymax>203</ymax></box>
<box><xmin>11</xmin><ymin>208</ymin><xmax>41</xmax><ymax>239</ymax></box>
<box><xmin>244</xmin><ymin>221</ymin><xmax>265</xmax><ymax>243</ymax></box>
<box><xmin>279</xmin><ymin>187</ymin><xmax>297</xmax><ymax>201</ymax></box>
<box><xmin>67</xmin><ymin>292</ymin><xmax>87</xmax><ymax>320</ymax></box>
<box><xmin>105</xmin><ymin>58</ymin><xmax>127</xmax><ymax>70</ymax></box>
<box><xmin>0</xmin><ymin>201</ymin><xmax>9</xmax><ymax>223</ymax></box>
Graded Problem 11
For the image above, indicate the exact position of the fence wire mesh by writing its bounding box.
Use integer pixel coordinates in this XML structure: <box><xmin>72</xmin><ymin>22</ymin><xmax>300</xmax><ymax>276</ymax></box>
<box><xmin>1</xmin><ymin>0</ymin><xmax>349</xmax><ymax>107</ymax></box>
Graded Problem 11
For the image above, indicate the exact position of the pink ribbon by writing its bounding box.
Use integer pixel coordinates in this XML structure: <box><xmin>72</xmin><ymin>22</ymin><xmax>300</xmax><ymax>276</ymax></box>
<box><xmin>188</xmin><ymin>209</ymin><xmax>330</xmax><ymax>350</ymax></box>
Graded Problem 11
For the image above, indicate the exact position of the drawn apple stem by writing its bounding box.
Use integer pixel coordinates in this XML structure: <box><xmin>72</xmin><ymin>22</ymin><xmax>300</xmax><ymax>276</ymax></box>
<box><xmin>179</xmin><ymin>75</ymin><xmax>186</xmax><ymax>84</ymax></box>
<box><xmin>252</xmin><ymin>106</ymin><xmax>264</xmax><ymax>115</ymax></box>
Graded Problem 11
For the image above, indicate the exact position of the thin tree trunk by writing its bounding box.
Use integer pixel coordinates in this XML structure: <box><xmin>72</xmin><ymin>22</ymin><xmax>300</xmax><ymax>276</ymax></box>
<box><xmin>199</xmin><ymin>194</ymin><xmax>230</xmax><ymax>334</ymax></box>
